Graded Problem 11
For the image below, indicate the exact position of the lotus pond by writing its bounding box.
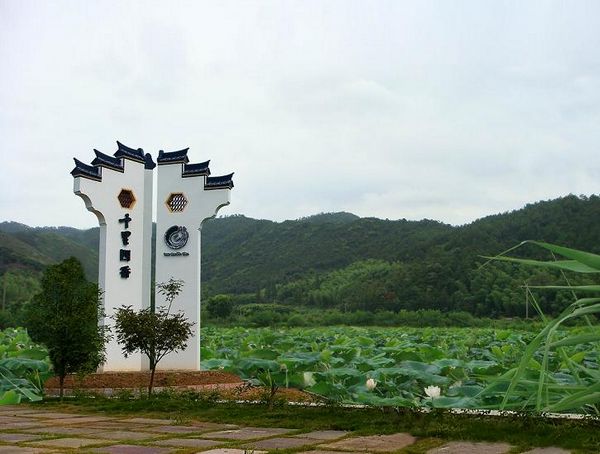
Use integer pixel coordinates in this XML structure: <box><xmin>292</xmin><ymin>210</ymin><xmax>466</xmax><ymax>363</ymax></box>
<box><xmin>2</xmin><ymin>324</ymin><xmax>599</xmax><ymax>414</ymax></box>
<box><xmin>201</xmin><ymin>325</ymin><xmax>600</xmax><ymax>413</ymax></box>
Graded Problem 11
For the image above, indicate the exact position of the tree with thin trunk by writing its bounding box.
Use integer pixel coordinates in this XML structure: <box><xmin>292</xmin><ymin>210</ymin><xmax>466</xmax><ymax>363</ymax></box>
<box><xmin>113</xmin><ymin>278</ymin><xmax>193</xmax><ymax>396</ymax></box>
<box><xmin>24</xmin><ymin>257</ymin><xmax>108</xmax><ymax>398</ymax></box>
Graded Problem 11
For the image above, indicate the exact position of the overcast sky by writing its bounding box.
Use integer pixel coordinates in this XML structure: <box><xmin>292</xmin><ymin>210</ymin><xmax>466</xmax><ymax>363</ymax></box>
<box><xmin>1</xmin><ymin>1</ymin><xmax>599</xmax><ymax>229</ymax></box>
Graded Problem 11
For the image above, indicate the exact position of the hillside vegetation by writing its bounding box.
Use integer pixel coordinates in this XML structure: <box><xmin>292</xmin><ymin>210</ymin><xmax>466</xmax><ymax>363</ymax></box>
<box><xmin>1</xmin><ymin>195</ymin><xmax>599</xmax><ymax>326</ymax></box>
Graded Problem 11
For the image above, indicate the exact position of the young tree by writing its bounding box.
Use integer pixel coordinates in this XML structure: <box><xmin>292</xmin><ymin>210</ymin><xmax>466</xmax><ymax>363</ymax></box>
<box><xmin>24</xmin><ymin>257</ymin><xmax>108</xmax><ymax>397</ymax></box>
<box><xmin>113</xmin><ymin>278</ymin><xmax>193</xmax><ymax>395</ymax></box>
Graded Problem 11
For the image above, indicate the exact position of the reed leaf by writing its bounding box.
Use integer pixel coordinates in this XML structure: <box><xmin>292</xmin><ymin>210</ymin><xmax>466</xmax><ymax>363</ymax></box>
<box><xmin>481</xmin><ymin>256</ymin><xmax>599</xmax><ymax>273</ymax></box>
<box><xmin>484</xmin><ymin>240</ymin><xmax>600</xmax><ymax>413</ymax></box>
<box><xmin>528</xmin><ymin>241</ymin><xmax>600</xmax><ymax>271</ymax></box>
<box><xmin>550</xmin><ymin>333</ymin><xmax>600</xmax><ymax>348</ymax></box>
<box><xmin>528</xmin><ymin>285</ymin><xmax>600</xmax><ymax>292</ymax></box>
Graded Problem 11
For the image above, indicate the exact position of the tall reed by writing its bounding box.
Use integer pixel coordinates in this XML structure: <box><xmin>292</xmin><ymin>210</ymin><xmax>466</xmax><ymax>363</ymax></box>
<box><xmin>481</xmin><ymin>241</ymin><xmax>600</xmax><ymax>414</ymax></box>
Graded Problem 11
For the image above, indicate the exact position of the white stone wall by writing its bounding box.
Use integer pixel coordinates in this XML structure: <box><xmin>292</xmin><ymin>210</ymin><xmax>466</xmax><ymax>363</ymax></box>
<box><xmin>154</xmin><ymin>163</ymin><xmax>230</xmax><ymax>370</ymax></box>
<box><xmin>73</xmin><ymin>159</ymin><xmax>153</xmax><ymax>371</ymax></box>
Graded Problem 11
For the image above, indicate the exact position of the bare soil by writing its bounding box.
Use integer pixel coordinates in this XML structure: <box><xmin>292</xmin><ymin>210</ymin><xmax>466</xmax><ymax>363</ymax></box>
<box><xmin>44</xmin><ymin>371</ymin><xmax>318</xmax><ymax>403</ymax></box>
<box><xmin>45</xmin><ymin>370</ymin><xmax>242</xmax><ymax>389</ymax></box>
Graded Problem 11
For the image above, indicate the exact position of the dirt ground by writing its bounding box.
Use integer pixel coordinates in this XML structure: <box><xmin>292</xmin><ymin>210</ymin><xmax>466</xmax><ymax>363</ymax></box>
<box><xmin>44</xmin><ymin>370</ymin><xmax>318</xmax><ymax>402</ymax></box>
<box><xmin>45</xmin><ymin>370</ymin><xmax>242</xmax><ymax>389</ymax></box>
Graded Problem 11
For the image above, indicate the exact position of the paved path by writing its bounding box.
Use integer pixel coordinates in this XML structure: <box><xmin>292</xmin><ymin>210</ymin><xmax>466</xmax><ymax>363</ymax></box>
<box><xmin>0</xmin><ymin>406</ymin><xmax>571</xmax><ymax>453</ymax></box>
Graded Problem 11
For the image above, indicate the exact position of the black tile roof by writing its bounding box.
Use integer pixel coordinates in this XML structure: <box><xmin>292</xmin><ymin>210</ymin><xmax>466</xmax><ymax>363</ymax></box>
<box><xmin>144</xmin><ymin>153</ymin><xmax>156</xmax><ymax>170</ymax></box>
<box><xmin>70</xmin><ymin>158</ymin><xmax>102</xmax><ymax>181</ymax></box>
<box><xmin>157</xmin><ymin>148</ymin><xmax>190</xmax><ymax>164</ymax></box>
<box><xmin>114</xmin><ymin>141</ymin><xmax>146</xmax><ymax>163</ymax></box>
<box><xmin>205</xmin><ymin>173</ymin><xmax>234</xmax><ymax>190</ymax></box>
<box><xmin>182</xmin><ymin>160</ymin><xmax>211</xmax><ymax>177</ymax></box>
<box><xmin>71</xmin><ymin>141</ymin><xmax>150</xmax><ymax>181</ymax></box>
<box><xmin>71</xmin><ymin>143</ymin><xmax>233</xmax><ymax>189</ymax></box>
<box><xmin>91</xmin><ymin>149</ymin><xmax>124</xmax><ymax>172</ymax></box>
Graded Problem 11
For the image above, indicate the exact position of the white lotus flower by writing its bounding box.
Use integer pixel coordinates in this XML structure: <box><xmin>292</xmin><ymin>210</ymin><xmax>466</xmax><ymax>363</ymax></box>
<box><xmin>366</xmin><ymin>378</ymin><xmax>377</xmax><ymax>391</ymax></box>
<box><xmin>303</xmin><ymin>372</ymin><xmax>316</xmax><ymax>387</ymax></box>
<box><xmin>424</xmin><ymin>385</ymin><xmax>441</xmax><ymax>398</ymax></box>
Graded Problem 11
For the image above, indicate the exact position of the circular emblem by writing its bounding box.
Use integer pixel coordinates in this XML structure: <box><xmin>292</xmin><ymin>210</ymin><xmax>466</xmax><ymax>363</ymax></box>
<box><xmin>164</xmin><ymin>225</ymin><xmax>189</xmax><ymax>250</ymax></box>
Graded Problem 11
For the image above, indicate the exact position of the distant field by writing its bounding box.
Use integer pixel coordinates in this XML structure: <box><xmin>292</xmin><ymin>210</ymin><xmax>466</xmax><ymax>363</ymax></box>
<box><xmin>200</xmin><ymin>325</ymin><xmax>600</xmax><ymax>413</ymax></box>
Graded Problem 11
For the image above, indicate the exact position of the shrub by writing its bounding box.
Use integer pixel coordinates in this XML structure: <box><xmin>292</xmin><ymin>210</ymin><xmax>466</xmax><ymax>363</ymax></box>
<box><xmin>205</xmin><ymin>294</ymin><xmax>234</xmax><ymax>319</ymax></box>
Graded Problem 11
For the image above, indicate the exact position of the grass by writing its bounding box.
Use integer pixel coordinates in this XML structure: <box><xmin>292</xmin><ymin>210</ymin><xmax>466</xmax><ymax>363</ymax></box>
<box><xmin>27</xmin><ymin>392</ymin><xmax>600</xmax><ymax>453</ymax></box>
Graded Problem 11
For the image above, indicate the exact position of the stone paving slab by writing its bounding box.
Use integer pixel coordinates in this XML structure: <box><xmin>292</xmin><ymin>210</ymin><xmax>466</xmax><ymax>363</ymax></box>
<box><xmin>0</xmin><ymin>409</ymin><xmax>576</xmax><ymax>454</ymax></box>
<box><xmin>297</xmin><ymin>451</ymin><xmax>362</xmax><ymax>454</ymax></box>
<box><xmin>119</xmin><ymin>418</ymin><xmax>175</xmax><ymax>425</ymax></box>
<box><xmin>426</xmin><ymin>441</ymin><xmax>512</xmax><ymax>454</ymax></box>
<box><xmin>89</xmin><ymin>422</ymin><xmax>157</xmax><ymax>431</ymax></box>
<box><xmin>521</xmin><ymin>449</ymin><xmax>571</xmax><ymax>454</ymax></box>
<box><xmin>321</xmin><ymin>433</ymin><xmax>416</xmax><ymax>452</ymax></box>
<box><xmin>184</xmin><ymin>421</ymin><xmax>238</xmax><ymax>430</ymax></box>
<box><xmin>24</xmin><ymin>412</ymin><xmax>86</xmax><ymax>419</ymax></box>
<box><xmin>33</xmin><ymin>416</ymin><xmax>112</xmax><ymax>425</ymax></box>
<box><xmin>90</xmin><ymin>445</ymin><xmax>174</xmax><ymax>454</ymax></box>
<box><xmin>0</xmin><ymin>417</ymin><xmax>36</xmax><ymax>424</ymax></box>
<box><xmin>0</xmin><ymin>406</ymin><xmax>40</xmax><ymax>414</ymax></box>
<box><xmin>294</xmin><ymin>430</ymin><xmax>349</xmax><ymax>440</ymax></box>
<box><xmin>26</xmin><ymin>437</ymin><xmax>115</xmax><ymax>449</ymax></box>
<box><xmin>22</xmin><ymin>426</ymin><xmax>108</xmax><ymax>436</ymax></box>
<box><xmin>199</xmin><ymin>427</ymin><xmax>295</xmax><ymax>440</ymax></box>
<box><xmin>93</xmin><ymin>430</ymin><xmax>162</xmax><ymax>440</ymax></box>
<box><xmin>0</xmin><ymin>423</ymin><xmax>45</xmax><ymax>431</ymax></box>
<box><xmin>0</xmin><ymin>447</ymin><xmax>54</xmax><ymax>453</ymax></box>
<box><xmin>200</xmin><ymin>450</ymin><xmax>267</xmax><ymax>454</ymax></box>
<box><xmin>1</xmin><ymin>410</ymin><xmax>42</xmax><ymax>416</ymax></box>
<box><xmin>91</xmin><ymin>420</ymin><xmax>230</xmax><ymax>432</ymax></box>
<box><xmin>242</xmin><ymin>436</ymin><xmax>318</xmax><ymax>450</ymax></box>
<box><xmin>137</xmin><ymin>425</ymin><xmax>206</xmax><ymax>434</ymax></box>
<box><xmin>154</xmin><ymin>437</ymin><xmax>223</xmax><ymax>448</ymax></box>
<box><xmin>0</xmin><ymin>433</ymin><xmax>44</xmax><ymax>443</ymax></box>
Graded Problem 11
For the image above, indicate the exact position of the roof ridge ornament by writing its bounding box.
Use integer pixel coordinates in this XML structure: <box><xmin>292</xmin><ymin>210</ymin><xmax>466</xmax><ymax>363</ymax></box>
<box><xmin>71</xmin><ymin>142</ymin><xmax>150</xmax><ymax>181</ymax></box>
<box><xmin>114</xmin><ymin>141</ymin><xmax>146</xmax><ymax>163</ymax></box>
<box><xmin>157</xmin><ymin>148</ymin><xmax>190</xmax><ymax>165</ymax></box>
<box><xmin>205</xmin><ymin>172</ymin><xmax>235</xmax><ymax>190</ymax></box>
<box><xmin>70</xmin><ymin>158</ymin><xmax>102</xmax><ymax>181</ymax></box>
<box><xmin>92</xmin><ymin>149</ymin><xmax>124</xmax><ymax>172</ymax></box>
<box><xmin>144</xmin><ymin>153</ymin><xmax>156</xmax><ymax>170</ymax></box>
<box><xmin>182</xmin><ymin>160</ymin><xmax>211</xmax><ymax>177</ymax></box>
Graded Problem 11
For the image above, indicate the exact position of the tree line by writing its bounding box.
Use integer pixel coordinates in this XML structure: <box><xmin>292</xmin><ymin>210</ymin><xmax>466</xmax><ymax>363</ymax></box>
<box><xmin>2</xmin><ymin>194</ymin><xmax>600</xmax><ymax>325</ymax></box>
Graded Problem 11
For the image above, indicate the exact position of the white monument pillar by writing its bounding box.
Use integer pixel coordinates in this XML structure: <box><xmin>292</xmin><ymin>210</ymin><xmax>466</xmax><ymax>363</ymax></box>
<box><xmin>71</xmin><ymin>141</ymin><xmax>155</xmax><ymax>371</ymax></box>
<box><xmin>154</xmin><ymin>148</ymin><xmax>233</xmax><ymax>370</ymax></box>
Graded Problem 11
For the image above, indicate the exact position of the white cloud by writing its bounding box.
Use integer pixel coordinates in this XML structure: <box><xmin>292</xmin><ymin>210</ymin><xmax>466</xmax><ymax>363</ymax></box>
<box><xmin>1</xmin><ymin>0</ymin><xmax>600</xmax><ymax>228</ymax></box>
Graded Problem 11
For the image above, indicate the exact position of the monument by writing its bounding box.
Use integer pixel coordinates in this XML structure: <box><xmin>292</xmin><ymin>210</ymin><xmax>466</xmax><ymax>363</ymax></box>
<box><xmin>71</xmin><ymin>141</ymin><xmax>233</xmax><ymax>371</ymax></box>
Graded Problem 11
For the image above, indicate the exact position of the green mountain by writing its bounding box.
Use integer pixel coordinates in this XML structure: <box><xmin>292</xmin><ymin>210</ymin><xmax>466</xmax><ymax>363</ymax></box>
<box><xmin>0</xmin><ymin>222</ymin><xmax>98</xmax><ymax>278</ymax></box>
<box><xmin>200</xmin><ymin>214</ymin><xmax>451</xmax><ymax>295</ymax></box>
<box><xmin>1</xmin><ymin>194</ymin><xmax>599</xmax><ymax>322</ymax></box>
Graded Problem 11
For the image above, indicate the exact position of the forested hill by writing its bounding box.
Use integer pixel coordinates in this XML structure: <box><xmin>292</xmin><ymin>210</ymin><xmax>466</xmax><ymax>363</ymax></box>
<box><xmin>201</xmin><ymin>195</ymin><xmax>600</xmax><ymax>292</ymax></box>
<box><xmin>2</xmin><ymin>194</ymin><xmax>600</xmax><ymax>319</ymax></box>
<box><xmin>201</xmin><ymin>213</ymin><xmax>451</xmax><ymax>294</ymax></box>
<box><xmin>0</xmin><ymin>223</ymin><xmax>98</xmax><ymax>278</ymax></box>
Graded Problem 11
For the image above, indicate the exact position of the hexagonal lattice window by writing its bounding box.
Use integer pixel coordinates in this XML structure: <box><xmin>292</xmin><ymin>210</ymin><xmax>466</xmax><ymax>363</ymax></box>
<box><xmin>166</xmin><ymin>192</ymin><xmax>188</xmax><ymax>212</ymax></box>
<box><xmin>118</xmin><ymin>189</ymin><xmax>136</xmax><ymax>209</ymax></box>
